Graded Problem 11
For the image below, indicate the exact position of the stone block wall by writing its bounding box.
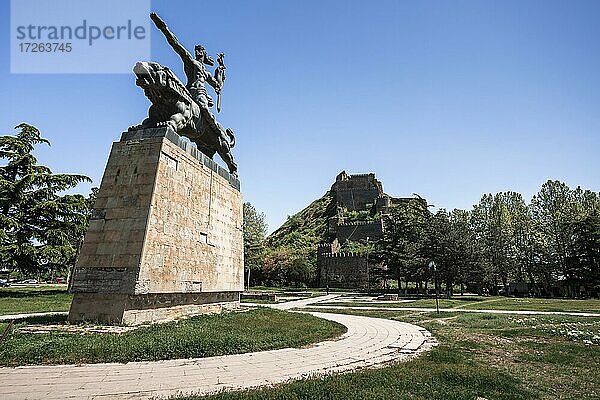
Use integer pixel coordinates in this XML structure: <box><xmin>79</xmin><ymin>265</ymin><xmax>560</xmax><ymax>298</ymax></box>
<box><xmin>69</xmin><ymin>127</ymin><xmax>243</xmax><ymax>325</ymax></box>
<box><xmin>335</xmin><ymin>220</ymin><xmax>383</xmax><ymax>243</ymax></box>
<box><xmin>317</xmin><ymin>252</ymin><xmax>369</xmax><ymax>289</ymax></box>
<box><xmin>332</xmin><ymin>171</ymin><xmax>384</xmax><ymax>211</ymax></box>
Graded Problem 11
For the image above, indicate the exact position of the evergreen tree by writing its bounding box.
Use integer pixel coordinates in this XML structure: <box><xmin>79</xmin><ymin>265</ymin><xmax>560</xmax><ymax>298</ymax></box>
<box><xmin>0</xmin><ymin>123</ymin><xmax>90</xmax><ymax>275</ymax></box>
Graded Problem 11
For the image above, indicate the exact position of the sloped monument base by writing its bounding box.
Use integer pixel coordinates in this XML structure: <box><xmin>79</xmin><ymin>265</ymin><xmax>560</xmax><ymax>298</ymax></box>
<box><xmin>68</xmin><ymin>127</ymin><xmax>243</xmax><ymax>325</ymax></box>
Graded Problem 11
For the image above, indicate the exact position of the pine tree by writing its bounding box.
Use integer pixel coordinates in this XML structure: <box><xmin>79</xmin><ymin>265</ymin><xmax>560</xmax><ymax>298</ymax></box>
<box><xmin>0</xmin><ymin>123</ymin><xmax>91</xmax><ymax>275</ymax></box>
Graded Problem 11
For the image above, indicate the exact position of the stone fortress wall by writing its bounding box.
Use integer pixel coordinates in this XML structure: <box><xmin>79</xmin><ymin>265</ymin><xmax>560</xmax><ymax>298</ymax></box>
<box><xmin>318</xmin><ymin>251</ymin><xmax>369</xmax><ymax>289</ymax></box>
<box><xmin>335</xmin><ymin>220</ymin><xmax>384</xmax><ymax>244</ymax></box>
<box><xmin>333</xmin><ymin>172</ymin><xmax>384</xmax><ymax>212</ymax></box>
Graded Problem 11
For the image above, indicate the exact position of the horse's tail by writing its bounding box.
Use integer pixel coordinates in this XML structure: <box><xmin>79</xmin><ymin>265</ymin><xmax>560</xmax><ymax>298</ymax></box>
<box><xmin>226</xmin><ymin>128</ymin><xmax>235</xmax><ymax>148</ymax></box>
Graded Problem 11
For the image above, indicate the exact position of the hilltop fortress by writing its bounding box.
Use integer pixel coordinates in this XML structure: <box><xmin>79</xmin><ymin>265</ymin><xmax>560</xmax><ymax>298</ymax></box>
<box><xmin>318</xmin><ymin>171</ymin><xmax>416</xmax><ymax>289</ymax></box>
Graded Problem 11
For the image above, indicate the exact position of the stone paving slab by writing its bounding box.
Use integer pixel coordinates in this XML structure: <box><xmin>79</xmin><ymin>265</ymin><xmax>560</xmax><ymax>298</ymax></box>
<box><xmin>0</xmin><ymin>296</ymin><xmax>435</xmax><ymax>400</ymax></box>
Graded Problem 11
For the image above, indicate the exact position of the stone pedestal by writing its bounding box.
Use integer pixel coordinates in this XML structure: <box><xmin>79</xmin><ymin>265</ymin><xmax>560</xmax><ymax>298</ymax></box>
<box><xmin>68</xmin><ymin>127</ymin><xmax>243</xmax><ymax>325</ymax></box>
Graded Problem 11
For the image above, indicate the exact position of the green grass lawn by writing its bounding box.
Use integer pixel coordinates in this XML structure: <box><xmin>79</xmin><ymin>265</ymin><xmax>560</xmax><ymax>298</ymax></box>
<box><xmin>184</xmin><ymin>308</ymin><xmax>600</xmax><ymax>400</ymax></box>
<box><xmin>320</xmin><ymin>296</ymin><xmax>600</xmax><ymax>313</ymax></box>
<box><xmin>0</xmin><ymin>307</ymin><xmax>346</xmax><ymax>366</ymax></box>
<box><xmin>248</xmin><ymin>286</ymin><xmax>348</xmax><ymax>293</ymax></box>
<box><xmin>0</xmin><ymin>285</ymin><xmax>72</xmax><ymax>315</ymax></box>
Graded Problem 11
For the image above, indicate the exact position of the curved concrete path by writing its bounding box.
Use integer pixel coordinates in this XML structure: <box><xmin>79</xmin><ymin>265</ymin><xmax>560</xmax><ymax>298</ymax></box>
<box><xmin>4</xmin><ymin>292</ymin><xmax>596</xmax><ymax>399</ymax></box>
<box><xmin>0</xmin><ymin>298</ymin><xmax>435</xmax><ymax>400</ymax></box>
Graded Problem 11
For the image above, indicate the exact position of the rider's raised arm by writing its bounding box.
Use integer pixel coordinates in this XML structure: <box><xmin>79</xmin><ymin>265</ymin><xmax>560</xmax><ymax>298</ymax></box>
<box><xmin>150</xmin><ymin>13</ymin><xmax>192</xmax><ymax>62</ymax></box>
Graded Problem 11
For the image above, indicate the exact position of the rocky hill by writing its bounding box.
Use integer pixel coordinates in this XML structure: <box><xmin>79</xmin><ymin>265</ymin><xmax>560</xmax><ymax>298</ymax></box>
<box><xmin>266</xmin><ymin>191</ymin><xmax>337</xmax><ymax>250</ymax></box>
<box><xmin>267</xmin><ymin>171</ymin><xmax>397</xmax><ymax>250</ymax></box>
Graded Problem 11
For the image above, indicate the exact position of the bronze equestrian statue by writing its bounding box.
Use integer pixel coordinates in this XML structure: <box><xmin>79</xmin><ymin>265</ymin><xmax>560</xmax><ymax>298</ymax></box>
<box><xmin>132</xmin><ymin>12</ymin><xmax>237</xmax><ymax>177</ymax></box>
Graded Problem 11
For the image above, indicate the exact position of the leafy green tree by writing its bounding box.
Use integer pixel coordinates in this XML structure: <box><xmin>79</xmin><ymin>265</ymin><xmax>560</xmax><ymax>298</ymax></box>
<box><xmin>530</xmin><ymin>180</ymin><xmax>573</xmax><ymax>283</ymax></box>
<box><xmin>471</xmin><ymin>192</ymin><xmax>530</xmax><ymax>293</ymax></box>
<box><xmin>373</xmin><ymin>197</ymin><xmax>429</xmax><ymax>294</ymax></box>
<box><xmin>448</xmin><ymin>209</ymin><xmax>481</xmax><ymax>295</ymax></box>
<box><xmin>243</xmin><ymin>202</ymin><xmax>268</xmax><ymax>287</ymax></box>
<box><xmin>562</xmin><ymin>188</ymin><xmax>599</xmax><ymax>294</ymax></box>
<box><xmin>566</xmin><ymin>213</ymin><xmax>600</xmax><ymax>294</ymax></box>
<box><xmin>261</xmin><ymin>247</ymin><xmax>312</xmax><ymax>287</ymax></box>
<box><xmin>420</xmin><ymin>209</ymin><xmax>480</xmax><ymax>297</ymax></box>
<box><xmin>0</xmin><ymin>124</ymin><xmax>91</xmax><ymax>275</ymax></box>
<box><xmin>272</xmin><ymin>230</ymin><xmax>319</xmax><ymax>285</ymax></box>
<box><xmin>418</xmin><ymin>209</ymin><xmax>447</xmax><ymax>294</ymax></box>
<box><xmin>530</xmin><ymin>181</ymin><xmax>584</xmax><ymax>295</ymax></box>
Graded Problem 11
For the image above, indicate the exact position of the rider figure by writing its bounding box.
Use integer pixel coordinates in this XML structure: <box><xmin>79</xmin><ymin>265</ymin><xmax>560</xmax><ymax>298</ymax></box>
<box><xmin>150</xmin><ymin>13</ymin><xmax>221</xmax><ymax>129</ymax></box>
<box><xmin>150</xmin><ymin>13</ymin><xmax>238</xmax><ymax>177</ymax></box>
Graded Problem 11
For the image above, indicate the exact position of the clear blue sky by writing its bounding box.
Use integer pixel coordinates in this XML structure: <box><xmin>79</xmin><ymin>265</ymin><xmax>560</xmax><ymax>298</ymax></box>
<box><xmin>1</xmin><ymin>0</ymin><xmax>599</xmax><ymax>233</ymax></box>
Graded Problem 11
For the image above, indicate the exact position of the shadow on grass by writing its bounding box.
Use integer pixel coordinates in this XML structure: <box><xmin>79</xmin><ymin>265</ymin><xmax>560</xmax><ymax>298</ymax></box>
<box><xmin>15</xmin><ymin>314</ymin><xmax>69</xmax><ymax>324</ymax></box>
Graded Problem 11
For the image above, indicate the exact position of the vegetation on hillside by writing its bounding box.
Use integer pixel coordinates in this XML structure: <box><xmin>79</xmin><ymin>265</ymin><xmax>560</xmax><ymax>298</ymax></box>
<box><xmin>257</xmin><ymin>179</ymin><xmax>599</xmax><ymax>298</ymax></box>
<box><xmin>267</xmin><ymin>191</ymin><xmax>336</xmax><ymax>248</ymax></box>
<box><xmin>259</xmin><ymin>191</ymin><xmax>337</xmax><ymax>286</ymax></box>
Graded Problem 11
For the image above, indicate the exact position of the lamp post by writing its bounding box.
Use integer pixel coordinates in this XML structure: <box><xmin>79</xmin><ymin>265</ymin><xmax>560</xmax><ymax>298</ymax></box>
<box><xmin>366</xmin><ymin>236</ymin><xmax>370</xmax><ymax>295</ymax></box>
<box><xmin>428</xmin><ymin>260</ymin><xmax>439</xmax><ymax>314</ymax></box>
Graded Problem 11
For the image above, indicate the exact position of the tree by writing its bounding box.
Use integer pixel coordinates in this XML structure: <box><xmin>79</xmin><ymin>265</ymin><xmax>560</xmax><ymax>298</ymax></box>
<box><xmin>530</xmin><ymin>180</ymin><xmax>587</xmax><ymax>296</ymax></box>
<box><xmin>470</xmin><ymin>192</ymin><xmax>530</xmax><ymax>293</ymax></box>
<box><xmin>262</xmin><ymin>247</ymin><xmax>312</xmax><ymax>287</ymax></box>
<box><xmin>268</xmin><ymin>230</ymin><xmax>319</xmax><ymax>286</ymax></box>
<box><xmin>243</xmin><ymin>202</ymin><xmax>267</xmax><ymax>287</ymax></box>
<box><xmin>70</xmin><ymin>186</ymin><xmax>99</xmax><ymax>260</ymax></box>
<box><xmin>373</xmin><ymin>197</ymin><xmax>429</xmax><ymax>294</ymax></box>
<box><xmin>447</xmin><ymin>209</ymin><xmax>480</xmax><ymax>295</ymax></box>
<box><xmin>0</xmin><ymin>123</ymin><xmax>91</xmax><ymax>275</ymax></box>
<box><xmin>567</xmin><ymin>213</ymin><xmax>600</xmax><ymax>295</ymax></box>
<box><xmin>420</xmin><ymin>209</ymin><xmax>480</xmax><ymax>297</ymax></box>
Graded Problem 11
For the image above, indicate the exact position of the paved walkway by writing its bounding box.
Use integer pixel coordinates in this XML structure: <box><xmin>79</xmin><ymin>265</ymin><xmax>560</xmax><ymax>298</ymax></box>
<box><xmin>0</xmin><ymin>296</ymin><xmax>436</xmax><ymax>400</ymax></box>
<box><xmin>244</xmin><ymin>293</ymin><xmax>341</xmax><ymax>310</ymax></box>
<box><xmin>302</xmin><ymin>305</ymin><xmax>600</xmax><ymax>317</ymax></box>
